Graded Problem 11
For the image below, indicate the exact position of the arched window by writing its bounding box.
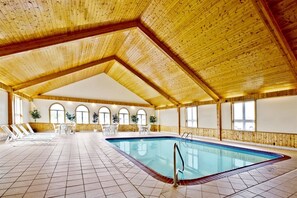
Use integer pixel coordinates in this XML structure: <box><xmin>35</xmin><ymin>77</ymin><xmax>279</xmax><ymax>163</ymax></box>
<box><xmin>50</xmin><ymin>103</ymin><xmax>65</xmax><ymax>123</ymax></box>
<box><xmin>99</xmin><ymin>107</ymin><xmax>110</xmax><ymax>124</ymax></box>
<box><xmin>119</xmin><ymin>108</ymin><xmax>129</xmax><ymax>125</ymax></box>
<box><xmin>76</xmin><ymin>105</ymin><xmax>89</xmax><ymax>124</ymax></box>
<box><xmin>137</xmin><ymin>109</ymin><xmax>147</xmax><ymax>125</ymax></box>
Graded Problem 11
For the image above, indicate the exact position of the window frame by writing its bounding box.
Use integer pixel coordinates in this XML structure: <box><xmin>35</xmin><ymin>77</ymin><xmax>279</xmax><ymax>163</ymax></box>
<box><xmin>49</xmin><ymin>103</ymin><xmax>65</xmax><ymax>124</ymax></box>
<box><xmin>119</xmin><ymin>108</ymin><xmax>130</xmax><ymax>125</ymax></box>
<box><xmin>232</xmin><ymin>100</ymin><xmax>256</xmax><ymax>131</ymax></box>
<box><xmin>98</xmin><ymin>106</ymin><xmax>111</xmax><ymax>124</ymax></box>
<box><xmin>14</xmin><ymin>95</ymin><xmax>23</xmax><ymax>124</ymax></box>
<box><xmin>75</xmin><ymin>105</ymin><xmax>89</xmax><ymax>124</ymax></box>
<box><xmin>137</xmin><ymin>109</ymin><xmax>147</xmax><ymax>125</ymax></box>
<box><xmin>186</xmin><ymin>106</ymin><xmax>198</xmax><ymax>128</ymax></box>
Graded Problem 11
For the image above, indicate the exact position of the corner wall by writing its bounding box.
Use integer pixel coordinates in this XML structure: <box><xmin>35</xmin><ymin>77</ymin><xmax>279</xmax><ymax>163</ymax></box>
<box><xmin>158</xmin><ymin>96</ymin><xmax>297</xmax><ymax>148</ymax></box>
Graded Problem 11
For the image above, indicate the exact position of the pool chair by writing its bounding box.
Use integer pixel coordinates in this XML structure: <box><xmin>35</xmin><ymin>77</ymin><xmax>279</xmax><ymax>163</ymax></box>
<box><xmin>18</xmin><ymin>124</ymin><xmax>56</xmax><ymax>138</ymax></box>
<box><xmin>2</xmin><ymin>125</ymin><xmax>54</xmax><ymax>143</ymax></box>
<box><xmin>1</xmin><ymin>125</ymin><xmax>18</xmax><ymax>143</ymax></box>
<box><xmin>101</xmin><ymin>124</ymin><xmax>110</xmax><ymax>135</ymax></box>
<box><xmin>110</xmin><ymin>123</ymin><xmax>119</xmax><ymax>135</ymax></box>
<box><xmin>11</xmin><ymin>124</ymin><xmax>55</xmax><ymax>140</ymax></box>
<box><xmin>138</xmin><ymin>124</ymin><xmax>150</xmax><ymax>134</ymax></box>
<box><xmin>52</xmin><ymin>123</ymin><xmax>60</xmax><ymax>133</ymax></box>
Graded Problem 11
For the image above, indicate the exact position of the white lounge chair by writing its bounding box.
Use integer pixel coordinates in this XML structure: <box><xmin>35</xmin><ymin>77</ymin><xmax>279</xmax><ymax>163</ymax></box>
<box><xmin>110</xmin><ymin>124</ymin><xmax>119</xmax><ymax>135</ymax></box>
<box><xmin>11</xmin><ymin>125</ymin><xmax>55</xmax><ymax>140</ymax></box>
<box><xmin>2</xmin><ymin>125</ymin><xmax>53</xmax><ymax>143</ymax></box>
<box><xmin>18</xmin><ymin>124</ymin><xmax>56</xmax><ymax>138</ymax></box>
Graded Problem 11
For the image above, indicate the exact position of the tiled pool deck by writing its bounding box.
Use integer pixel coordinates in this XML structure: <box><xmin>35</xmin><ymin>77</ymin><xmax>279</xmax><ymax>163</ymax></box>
<box><xmin>0</xmin><ymin>132</ymin><xmax>297</xmax><ymax>198</ymax></box>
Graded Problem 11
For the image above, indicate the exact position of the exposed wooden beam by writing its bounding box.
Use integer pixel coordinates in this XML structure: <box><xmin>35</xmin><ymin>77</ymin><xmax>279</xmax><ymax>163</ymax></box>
<box><xmin>137</xmin><ymin>21</ymin><xmax>220</xmax><ymax>101</ymax></box>
<box><xmin>34</xmin><ymin>95</ymin><xmax>152</xmax><ymax>108</ymax></box>
<box><xmin>14</xmin><ymin>92</ymin><xmax>32</xmax><ymax>101</ymax></box>
<box><xmin>114</xmin><ymin>56</ymin><xmax>180</xmax><ymax>106</ymax></box>
<box><xmin>8</xmin><ymin>92</ymin><xmax>13</xmax><ymax>125</ymax></box>
<box><xmin>251</xmin><ymin>0</ymin><xmax>297</xmax><ymax>81</ymax></box>
<box><xmin>0</xmin><ymin>82</ymin><xmax>12</xmax><ymax>92</ymax></box>
<box><xmin>13</xmin><ymin>56</ymin><xmax>114</xmax><ymax>91</ymax></box>
<box><xmin>223</xmin><ymin>89</ymin><xmax>297</xmax><ymax>102</ymax></box>
<box><xmin>0</xmin><ymin>21</ymin><xmax>137</xmax><ymax>57</ymax></box>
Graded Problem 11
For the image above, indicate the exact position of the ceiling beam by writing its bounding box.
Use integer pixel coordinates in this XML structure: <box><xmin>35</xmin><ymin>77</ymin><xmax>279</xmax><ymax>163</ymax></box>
<box><xmin>0</xmin><ymin>82</ymin><xmax>12</xmax><ymax>92</ymax></box>
<box><xmin>34</xmin><ymin>95</ymin><xmax>152</xmax><ymax>108</ymax></box>
<box><xmin>0</xmin><ymin>20</ymin><xmax>137</xmax><ymax>57</ymax></box>
<box><xmin>114</xmin><ymin>56</ymin><xmax>180</xmax><ymax>106</ymax></box>
<box><xmin>136</xmin><ymin>21</ymin><xmax>220</xmax><ymax>102</ymax></box>
<box><xmin>251</xmin><ymin>0</ymin><xmax>297</xmax><ymax>81</ymax></box>
<box><xmin>13</xmin><ymin>56</ymin><xmax>114</xmax><ymax>91</ymax></box>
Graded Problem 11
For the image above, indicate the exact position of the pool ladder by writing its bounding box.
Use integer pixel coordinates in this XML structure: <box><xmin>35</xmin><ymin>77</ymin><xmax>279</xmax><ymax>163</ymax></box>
<box><xmin>173</xmin><ymin>143</ymin><xmax>184</xmax><ymax>187</ymax></box>
<box><xmin>181</xmin><ymin>132</ymin><xmax>193</xmax><ymax>140</ymax></box>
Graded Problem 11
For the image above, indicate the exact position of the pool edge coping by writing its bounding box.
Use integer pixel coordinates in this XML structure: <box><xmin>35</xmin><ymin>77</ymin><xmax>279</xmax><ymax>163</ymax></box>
<box><xmin>105</xmin><ymin>135</ymin><xmax>291</xmax><ymax>185</ymax></box>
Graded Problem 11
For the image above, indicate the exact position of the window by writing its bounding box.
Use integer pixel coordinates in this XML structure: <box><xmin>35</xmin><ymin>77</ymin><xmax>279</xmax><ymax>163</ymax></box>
<box><xmin>99</xmin><ymin>107</ymin><xmax>110</xmax><ymax>124</ymax></box>
<box><xmin>137</xmin><ymin>109</ymin><xmax>147</xmax><ymax>125</ymax></box>
<box><xmin>76</xmin><ymin>105</ymin><xmax>89</xmax><ymax>124</ymax></box>
<box><xmin>233</xmin><ymin>101</ymin><xmax>255</xmax><ymax>131</ymax></box>
<box><xmin>119</xmin><ymin>108</ymin><xmax>129</xmax><ymax>125</ymax></box>
<box><xmin>50</xmin><ymin>103</ymin><xmax>65</xmax><ymax>123</ymax></box>
<box><xmin>14</xmin><ymin>96</ymin><xmax>23</xmax><ymax>124</ymax></box>
<box><xmin>186</xmin><ymin>106</ymin><xmax>197</xmax><ymax>127</ymax></box>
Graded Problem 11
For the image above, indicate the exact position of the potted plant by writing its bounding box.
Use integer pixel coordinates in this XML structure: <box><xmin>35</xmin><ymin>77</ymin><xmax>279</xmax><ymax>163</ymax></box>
<box><xmin>131</xmin><ymin>115</ymin><xmax>139</xmax><ymax>132</ymax></box>
<box><xmin>92</xmin><ymin>112</ymin><xmax>99</xmax><ymax>132</ymax></box>
<box><xmin>30</xmin><ymin>109</ymin><xmax>41</xmax><ymax>122</ymax></box>
<box><xmin>149</xmin><ymin>115</ymin><xmax>157</xmax><ymax>132</ymax></box>
<box><xmin>112</xmin><ymin>114</ymin><xmax>119</xmax><ymax>124</ymax></box>
<box><xmin>149</xmin><ymin>115</ymin><xmax>157</xmax><ymax>124</ymax></box>
<box><xmin>66</xmin><ymin>112</ymin><xmax>76</xmax><ymax>122</ymax></box>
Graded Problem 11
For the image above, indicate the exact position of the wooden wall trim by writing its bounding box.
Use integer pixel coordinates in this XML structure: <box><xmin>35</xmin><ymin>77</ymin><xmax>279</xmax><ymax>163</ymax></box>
<box><xmin>13</xmin><ymin>56</ymin><xmax>115</xmax><ymax>91</ymax></box>
<box><xmin>34</xmin><ymin>95</ymin><xmax>153</xmax><ymax>108</ymax></box>
<box><xmin>0</xmin><ymin>21</ymin><xmax>137</xmax><ymax>57</ymax></box>
<box><xmin>223</xmin><ymin>89</ymin><xmax>297</xmax><ymax>102</ymax></box>
<box><xmin>137</xmin><ymin>21</ymin><xmax>220</xmax><ymax>101</ymax></box>
<box><xmin>251</xmin><ymin>0</ymin><xmax>297</xmax><ymax>81</ymax></box>
<box><xmin>114</xmin><ymin>56</ymin><xmax>180</xmax><ymax>106</ymax></box>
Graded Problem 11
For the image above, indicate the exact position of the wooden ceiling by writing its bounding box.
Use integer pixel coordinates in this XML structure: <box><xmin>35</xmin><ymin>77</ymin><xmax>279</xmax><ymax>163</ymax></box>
<box><xmin>0</xmin><ymin>0</ymin><xmax>296</xmax><ymax>108</ymax></box>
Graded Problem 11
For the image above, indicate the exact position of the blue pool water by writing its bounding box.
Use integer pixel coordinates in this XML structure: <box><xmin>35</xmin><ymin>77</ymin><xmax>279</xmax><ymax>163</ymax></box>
<box><xmin>107</xmin><ymin>137</ymin><xmax>282</xmax><ymax>180</ymax></box>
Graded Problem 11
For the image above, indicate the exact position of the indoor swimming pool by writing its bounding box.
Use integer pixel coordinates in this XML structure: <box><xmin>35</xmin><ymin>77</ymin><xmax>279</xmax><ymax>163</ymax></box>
<box><xmin>106</xmin><ymin>136</ymin><xmax>286</xmax><ymax>183</ymax></box>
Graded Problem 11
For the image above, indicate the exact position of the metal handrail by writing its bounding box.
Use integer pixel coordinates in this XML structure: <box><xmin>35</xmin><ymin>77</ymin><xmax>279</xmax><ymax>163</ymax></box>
<box><xmin>173</xmin><ymin>143</ymin><xmax>184</xmax><ymax>187</ymax></box>
<box><xmin>181</xmin><ymin>132</ymin><xmax>193</xmax><ymax>140</ymax></box>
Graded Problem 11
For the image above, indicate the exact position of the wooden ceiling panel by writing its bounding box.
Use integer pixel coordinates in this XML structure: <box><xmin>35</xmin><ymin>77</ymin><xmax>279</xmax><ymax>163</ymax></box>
<box><xmin>0</xmin><ymin>31</ymin><xmax>130</xmax><ymax>86</ymax></box>
<box><xmin>21</xmin><ymin>61</ymin><xmax>112</xmax><ymax>97</ymax></box>
<box><xmin>117</xmin><ymin>29</ymin><xmax>212</xmax><ymax>103</ymax></box>
<box><xmin>267</xmin><ymin>0</ymin><xmax>297</xmax><ymax>59</ymax></box>
<box><xmin>0</xmin><ymin>0</ymin><xmax>150</xmax><ymax>46</ymax></box>
<box><xmin>107</xmin><ymin>62</ymin><xmax>172</xmax><ymax>107</ymax></box>
<box><xmin>141</xmin><ymin>0</ymin><xmax>296</xmax><ymax>98</ymax></box>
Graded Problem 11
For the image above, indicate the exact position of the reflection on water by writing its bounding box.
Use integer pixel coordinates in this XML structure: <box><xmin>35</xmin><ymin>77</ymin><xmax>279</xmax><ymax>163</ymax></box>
<box><xmin>109</xmin><ymin>138</ymin><xmax>277</xmax><ymax>180</ymax></box>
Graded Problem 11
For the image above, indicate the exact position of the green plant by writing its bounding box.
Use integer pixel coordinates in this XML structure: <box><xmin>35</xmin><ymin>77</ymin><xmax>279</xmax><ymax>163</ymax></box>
<box><xmin>30</xmin><ymin>109</ymin><xmax>41</xmax><ymax>122</ymax></box>
<box><xmin>92</xmin><ymin>112</ymin><xmax>98</xmax><ymax>123</ymax></box>
<box><xmin>149</xmin><ymin>115</ymin><xmax>157</xmax><ymax>124</ymax></box>
<box><xmin>112</xmin><ymin>114</ymin><xmax>119</xmax><ymax>123</ymax></box>
<box><xmin>66</xmin><ymin>112</ymin><xmax>76</xmax><ymax>122</ymax></box>
<box><xmin>131</xmin><ymin>115</ymin><xmax>139</xmax><ymax>124</ymax></box>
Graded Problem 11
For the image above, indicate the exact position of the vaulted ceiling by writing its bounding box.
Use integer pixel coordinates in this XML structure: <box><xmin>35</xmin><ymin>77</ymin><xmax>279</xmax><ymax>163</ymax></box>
<box><xmin>0</xmin><ymin>0</ymin><xmax>296</xmax><ymax>108</ymax></box>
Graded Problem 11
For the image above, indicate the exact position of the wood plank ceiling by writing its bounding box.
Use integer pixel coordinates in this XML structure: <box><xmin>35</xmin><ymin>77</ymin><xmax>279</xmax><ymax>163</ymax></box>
<box><xmin>0</xmin><ymin>0</ymin><xmax>296</xmax><ymax>107</ymax></box>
